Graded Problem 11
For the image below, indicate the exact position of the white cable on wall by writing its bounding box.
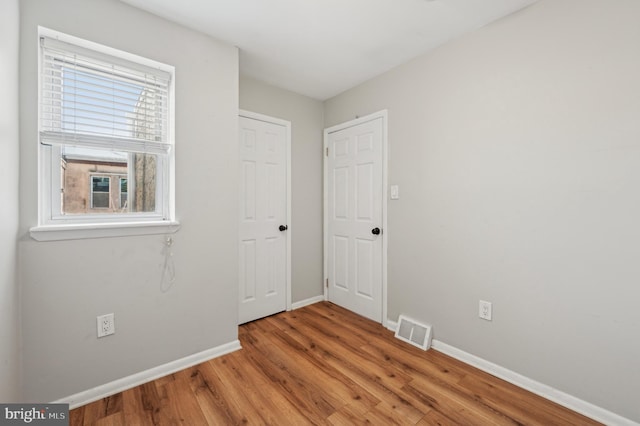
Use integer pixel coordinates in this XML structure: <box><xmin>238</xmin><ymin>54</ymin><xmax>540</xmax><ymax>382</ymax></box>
<box><xmin>160</xmin><ymin>236</ymin><xmax>176</xmax><ymax>292</ymax></box>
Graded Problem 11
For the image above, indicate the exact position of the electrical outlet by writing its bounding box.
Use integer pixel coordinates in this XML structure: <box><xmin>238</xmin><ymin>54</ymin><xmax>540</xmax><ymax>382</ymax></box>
<box><xmin>479</xmin><ymin>300</ymin><xmax>492</xmax><ymax>321</ymax></box>
<box><xmin>97</xmin><ymin>313</ymin><xmax>115</xmax><ymax>338</ymax></box>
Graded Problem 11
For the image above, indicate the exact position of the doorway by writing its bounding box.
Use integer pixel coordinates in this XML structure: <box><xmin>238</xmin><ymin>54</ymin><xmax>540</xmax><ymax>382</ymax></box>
<box><xmin>324</xmin><ymin>110</ymin><xmax>388</xmax><ymax>324</ymax></box>
<box><xmin>238</xmin><ymin>111</ymin><xmax>291</xmax><ymax>324</ymax></box>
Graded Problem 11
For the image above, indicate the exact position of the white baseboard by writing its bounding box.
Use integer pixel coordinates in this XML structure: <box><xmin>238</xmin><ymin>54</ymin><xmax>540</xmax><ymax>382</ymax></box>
<box><xmin>385</xmin><ymin>321</ymin><xmax>637</xmax><ymax>426</ymax></box>
<box><xmin>291</xmin><ymin>295</ymin><xmax>324</xmax><ymax>310</ymax></box>
<box><xmin>53</xmin><ymin>340</ymin><xmax>242</xmax><ymax>410</ymax></box>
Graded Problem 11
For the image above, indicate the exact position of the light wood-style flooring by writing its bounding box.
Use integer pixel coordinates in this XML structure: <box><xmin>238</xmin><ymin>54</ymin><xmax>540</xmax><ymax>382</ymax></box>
<box><xmin>71</xmin><ymin>302</ymin><xmax>601</xmax><ymax>425</ymax></box>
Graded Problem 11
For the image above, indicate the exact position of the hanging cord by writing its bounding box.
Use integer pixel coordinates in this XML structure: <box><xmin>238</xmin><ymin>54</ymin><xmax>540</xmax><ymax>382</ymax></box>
<box><xmin>160</xmin><ymin>236</ymin><xmax>176</xmax><ymax>293</ymax></box>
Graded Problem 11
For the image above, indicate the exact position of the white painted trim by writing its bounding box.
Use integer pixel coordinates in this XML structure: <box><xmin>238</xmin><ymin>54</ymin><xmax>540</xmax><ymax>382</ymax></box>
<box><xmin>285</xmin><ymin>118</ymin><xmax>292</xmax><ymax>311</ymax></box>
<box><xmin>323</xmin><ymin>110</ymin><xmax>389</xmax><ymax>325</ymax></box>
<box><xmin>323</xmin><ymin>133</ymin><xmax>328</xmax><ymax>302</ymax></box>
<box><xmin>291</xmin><ymin>295</ymin><xmax>324</xmax><ymax>310</ymax></box>
<box><xmin>239</xmin><ymin>110</ymin><xmax>292</xmax><ymax>312</ymax></box>
<box><xmin>380</xmin><ymin>112</ymin><xmax>388</xmax><ymax>328</ymax></box>
<box><xmin>386</xmin><ymin>319</ymin><xmax>398</xmax><ymax>332</ymax></box>
<box><xmin>386</xmin><ymin>319</ymin><xmax>637</xmax><ymax>426</ymax></box>
<box><xmin>30</xmin><ymin>220</ymin><xmax>180</xmax><ymax>241</ymax></box>
<box><xmin>53</xmin><ymin>340</ymin><xmax>241</xmax><ymax>410</ymax></box>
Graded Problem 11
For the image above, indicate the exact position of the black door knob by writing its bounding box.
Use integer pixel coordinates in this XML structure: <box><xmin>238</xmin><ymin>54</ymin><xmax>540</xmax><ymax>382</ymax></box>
<box><xmin>371</xmin><ymin>227</ymin><xmax>381</xmax><ymax>235</ymax></box>
<box><xmin>279</xmin><ymin>225</ymin><xmax>288</xmax><ymax>232</ymax></box>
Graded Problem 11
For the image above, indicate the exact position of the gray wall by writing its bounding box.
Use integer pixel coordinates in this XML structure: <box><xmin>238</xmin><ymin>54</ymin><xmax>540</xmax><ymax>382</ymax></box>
<box><xmin>19</xmin><ymin>0</ymin><xmax>239</xmax><ymax>402</ymax></box>
<box><xmin>324</xmin><ymin>0</ymin><xmax>640</xmax><ymax>421</ymax></box>
<box><xmin>239</xmin><ymin>76</ymin><xmax>325</xmax><ymax>304</ymax></box>
<box><xmin>0</xmin><ymin>0</ymin><xmax>21</xmax><ymax>403</ymax></box>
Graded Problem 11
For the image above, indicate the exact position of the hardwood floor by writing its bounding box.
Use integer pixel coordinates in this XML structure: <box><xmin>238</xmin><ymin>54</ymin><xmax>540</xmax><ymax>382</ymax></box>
<box><xmin>71</xmin><ymin>302</ymin><xmax>601</xmax><ymax>425</ymax></box>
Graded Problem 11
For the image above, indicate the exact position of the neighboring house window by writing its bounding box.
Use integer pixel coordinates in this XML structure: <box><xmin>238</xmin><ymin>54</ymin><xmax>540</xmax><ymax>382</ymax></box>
<box><xmin>91</xmin><ymin>176</ymin><xmax>110</xmax><ymax>209</ymax></box>
<box><xmin>87</xmin><ymin>174</ymin><xmax>128</xmax><ymax>211</ymax></box>
<box><xmin>35</xmin><ymin>27</ymin><xmax>175</xmax><ymax>239</ymax></box>
<box><xmin>120</xmin><ymin>177</ymin><xmax>128</xmax><ymax>210</ymax></box>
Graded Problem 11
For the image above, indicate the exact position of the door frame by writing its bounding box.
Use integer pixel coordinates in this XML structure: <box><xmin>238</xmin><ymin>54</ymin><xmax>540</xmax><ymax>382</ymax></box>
<box><xmin>323</xmin><ymin>110</ymin><xmax>388</xmax><ymax>326</ymax></box>
<box><xmin>239</xmin><ymin>109</ymin><xmax>292</xmax><ymax>313</ymax></box>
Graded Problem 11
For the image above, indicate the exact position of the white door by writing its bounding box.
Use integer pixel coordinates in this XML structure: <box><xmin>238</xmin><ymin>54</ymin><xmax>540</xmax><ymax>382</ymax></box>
<box><xmin>325</xmin><ymin>113</ymin><xmax>385</xmax><ymax>322</ymax></box>
<box><xmin>239</xmin><ymin>113</ymin><xmax>290</xmax><ymax>324</ymax></box>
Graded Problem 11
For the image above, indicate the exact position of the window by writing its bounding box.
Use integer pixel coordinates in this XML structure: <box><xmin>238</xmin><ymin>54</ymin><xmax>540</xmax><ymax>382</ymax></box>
<box><xmin>32</xmin><ymin>28</ymin><xmax>177</xmax><ymax>240</ymax></box>
<box><xmin>120</xmin><ymin>177</ymin><xmax>128</xmax><ymax>210</ymax></box>
<box><xmin>91</xmin><ymin>176</ymin><xmax>110</xmax><ymax>209</ymax></box>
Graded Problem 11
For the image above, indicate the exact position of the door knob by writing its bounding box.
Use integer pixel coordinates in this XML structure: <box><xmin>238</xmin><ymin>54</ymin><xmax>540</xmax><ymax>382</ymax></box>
<box><xmin>279</xmin><ymin>225</ymin><xmax>288</xmax><ymax>232</ymax></box>
<box><xmin>371</xmin><ymin>227</ymin><xmax>381</xmax><ymax>235</ymax></box>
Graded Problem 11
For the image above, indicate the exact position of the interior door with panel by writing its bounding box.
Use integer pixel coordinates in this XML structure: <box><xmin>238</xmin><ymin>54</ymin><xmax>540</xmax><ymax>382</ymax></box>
<box><xmin>239</xmin><ymin>114</ymin><xmax>289</xmax><ymax>324</ymax></box>
<box><xmin>326</xmin><ymin>114</ymin><xmax>384</xmax><ymax>322</ymax></box>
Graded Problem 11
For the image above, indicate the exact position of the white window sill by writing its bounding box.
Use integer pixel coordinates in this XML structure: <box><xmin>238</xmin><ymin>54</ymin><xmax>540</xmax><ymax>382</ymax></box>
<box><xmin>30</xmin><ymin>220</ymin><xmax>180</xmax><ymax>241</ymax></box>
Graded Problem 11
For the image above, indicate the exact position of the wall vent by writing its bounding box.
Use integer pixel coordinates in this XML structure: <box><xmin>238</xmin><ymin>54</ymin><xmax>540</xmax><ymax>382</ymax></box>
<box><xmin>394</xmin><ymin>315</ymin><xmax>432</xmax><ymax>350</ymax></box>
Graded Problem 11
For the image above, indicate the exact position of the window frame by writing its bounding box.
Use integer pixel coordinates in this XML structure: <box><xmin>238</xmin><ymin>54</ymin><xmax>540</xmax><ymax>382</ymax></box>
<box><xmin>31</xmin><ymin>27</ymin><xmax>179</xmax><ymax>241</ymax></box>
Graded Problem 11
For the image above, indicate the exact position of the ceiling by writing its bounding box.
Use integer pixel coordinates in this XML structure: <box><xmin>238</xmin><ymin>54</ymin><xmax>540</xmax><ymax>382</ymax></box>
<box><xmin>120</xmin><ymin>0</ymin><xmax>537</xmax><ymax>100</ymax></box>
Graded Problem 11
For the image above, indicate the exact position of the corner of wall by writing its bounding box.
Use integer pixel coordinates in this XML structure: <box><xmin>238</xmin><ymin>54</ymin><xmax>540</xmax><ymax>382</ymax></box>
<box><xmin>0</xmin><ymin>0</ymin><xmax>22</xmax><ymax>403</ymax></box>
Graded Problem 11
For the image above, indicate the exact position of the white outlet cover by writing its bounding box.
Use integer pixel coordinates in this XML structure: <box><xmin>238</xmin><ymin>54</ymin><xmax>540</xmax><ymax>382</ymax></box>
<box><xmin>479</xmin><ymin>300</ymin><xmax>492</xmax><ymax>321</ymax></box>
<box><xmin>97</xmin><ymin>313</ymin><xmax>115</xmax><ymax>337</ymax></box>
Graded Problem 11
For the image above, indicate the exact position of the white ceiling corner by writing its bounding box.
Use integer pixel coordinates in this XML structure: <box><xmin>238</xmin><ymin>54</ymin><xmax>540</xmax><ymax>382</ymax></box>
<box><xmin>120</xmin><ymin>0</ymin><xmax>538</xmax><ymax>100</ymax></box>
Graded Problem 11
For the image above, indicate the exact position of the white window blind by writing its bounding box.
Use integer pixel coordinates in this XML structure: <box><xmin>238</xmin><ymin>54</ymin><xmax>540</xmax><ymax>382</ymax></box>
<box><xmin>40</xmin><ymin>37</ymin><xmax>172</xmax><ymax>155</ymax></box>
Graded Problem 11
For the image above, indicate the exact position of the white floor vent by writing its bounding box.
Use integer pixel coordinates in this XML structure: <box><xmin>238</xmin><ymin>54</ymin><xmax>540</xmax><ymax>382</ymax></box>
<box><xmin>395</xmin><ymin>315</ymin><xmax>432</xmax><ymax>350</ymax></box>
